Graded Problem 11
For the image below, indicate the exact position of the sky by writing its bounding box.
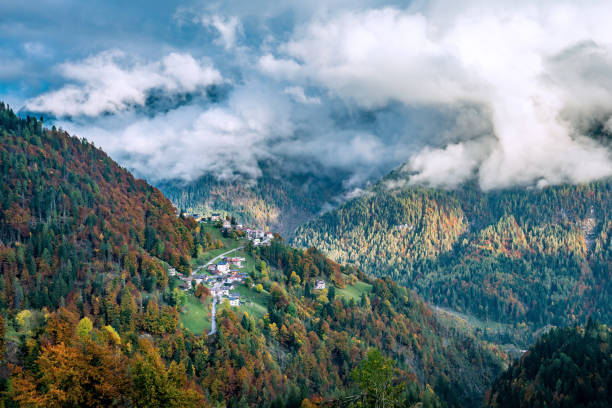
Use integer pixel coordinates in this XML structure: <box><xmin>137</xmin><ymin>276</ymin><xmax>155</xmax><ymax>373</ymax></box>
<box><xmin>2</xmin><ymin>0</ymin><xmax>612</xmax><ymax>193</ymax></box>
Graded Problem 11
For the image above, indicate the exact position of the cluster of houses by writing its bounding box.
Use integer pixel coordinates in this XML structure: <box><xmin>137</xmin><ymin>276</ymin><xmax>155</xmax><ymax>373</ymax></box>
<box><xmin>241</xmin><ymin>227</ymin><xmax>273</xmax><ymax>246</ymax></box>
<box><xmin>185</xmin><ymin>211</ymin><xmax>275</xmax><ymax>247</ymax></box>
<box><xmin>172</xmin><ymin>256</ymin><xmax>248</xmax><ymax>307</ymax></box>
<box><xmin>221</xmin><ymin>221</ymin><xmax>274</xmax><ymax>246</ymax></box>
<box><xmin>207</xmin><ymin>257</ymin><xmax>249</xmax><ymax>306</ymax></box>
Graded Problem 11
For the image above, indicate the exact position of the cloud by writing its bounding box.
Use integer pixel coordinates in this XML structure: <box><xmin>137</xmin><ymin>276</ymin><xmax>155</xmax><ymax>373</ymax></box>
<box><xmin>59</xmin><ymin>81</ymin><xmax>295</xmax><ymax>182</ymax></box>
<box><xmin>260</xmin><ymin>2</ymin><xmax>612</xmax><ymax>189</ymax></box>
<box><xmin>406</xmin><ymin>138</ymin><xmax>493</xmax><ymax>189</ymax></box>
<box><xmin>201</xmin><ymin>15</ymin><xmax>243</xmax><ymax>50</ymax></box>
<box><xmin>14</xmin><ymin>0</ymin><xmax>612</xmax><ymax>195</ymax></box>
<box><xmin>283</xmin><ymin>86</ymin><xmax>320</xmax><ymax>104</ymax></box>
<box><xmin>24</xmin><ymin>51</ymin><xmax>223</xmax><ymax>117</ymax></box>
<box><xmin>23</xmin><ymin>42</ymin><xmax>51</xmax><ymax>58</ymax></box>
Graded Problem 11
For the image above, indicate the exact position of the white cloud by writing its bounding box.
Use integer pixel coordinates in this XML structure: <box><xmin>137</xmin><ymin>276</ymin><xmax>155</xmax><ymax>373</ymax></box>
<box><xmin>202</xmin><ymin>15</ymin><xmax>242</xmax><ymax>50</ymax></box>
<box><xmin>283</xmin><ymin>86</ymin><xmax>320</xmax><ymax>104</ymax></box>
<box><xmin>61</xmin><ymin>82</ymin><xmax>295</xmax><ymax>182</ymax></box>
<box><xmin>19</xmin><ymin>0</ymin><xmax>612</xmax><ymax>193</ymax></box>
<box><xmin>23</xmin><ymin>41</ymin><xmax>51</xmax><ymax>58</ymax></box>
<box><xmin>24</xmin><ymin>51</ymin><xmax>222</xmax><ymax>117</ymax></box>
<box><xmin>261</xmin><ymin>2</ymin><xmax>612</xmax><ymax>189</ymax></box>
<box><xmin>406</xmin><ymin>139</ymin><xmax>492</xmax><ymax>189</ymax></box>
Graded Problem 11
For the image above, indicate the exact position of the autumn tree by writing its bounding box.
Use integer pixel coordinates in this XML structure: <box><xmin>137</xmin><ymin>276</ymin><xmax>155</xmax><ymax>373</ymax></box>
<box><xmin>350</xmin><ymin>349</ymin><xmax>405</xmax><ymax>408</ymax></box>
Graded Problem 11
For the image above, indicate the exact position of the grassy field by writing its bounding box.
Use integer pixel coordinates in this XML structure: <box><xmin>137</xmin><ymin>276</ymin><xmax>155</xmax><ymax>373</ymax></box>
<box><xmin>180</xmin><ymin>294</ymin><xmax>212</xmax><ymax>335</ymax></box>
<box><xmin>234</xmin><ymin>285</ymin><xmax>269</xmax><ymax>320</ymax></box>
<box><xmin>336</xmin><ymin>280</ymin><xmax>372</xmax><ymax>301</ymax></box>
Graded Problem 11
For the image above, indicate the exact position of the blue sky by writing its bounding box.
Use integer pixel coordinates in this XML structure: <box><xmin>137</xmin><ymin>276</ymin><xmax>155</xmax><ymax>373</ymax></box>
<box><xmin>2</xmin><ymin>0</ymin><xmax>612</xmax><ymax>192</ymax></box>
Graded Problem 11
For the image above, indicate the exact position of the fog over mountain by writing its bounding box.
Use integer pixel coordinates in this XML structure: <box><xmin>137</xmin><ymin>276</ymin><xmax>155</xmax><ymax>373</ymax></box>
<box><xmin>4</xmin><ymin>0</ymin><xmax>612</xmax><ymax>194</ymax></box>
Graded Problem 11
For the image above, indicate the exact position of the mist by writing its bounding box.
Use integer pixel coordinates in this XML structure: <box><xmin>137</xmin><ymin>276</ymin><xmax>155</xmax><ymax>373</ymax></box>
<box><xmin>7</xmin><ymin>0</ymin><xmax>612</xmax><ymax>193</ymax></box>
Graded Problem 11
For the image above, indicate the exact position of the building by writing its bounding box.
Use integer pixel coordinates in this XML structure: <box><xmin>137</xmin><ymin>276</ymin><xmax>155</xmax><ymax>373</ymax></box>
<box><xmin>192</xmin><ymin>274</ymin><xmax>206</xmax><ymax>285</ymax></box>
<box><xmin>217</xmin><ymin>261</ymin><xmax>230</xmax><ymax>273</ymax></box>
<box><xmin>228</xmin><ymin>295</ymin><xmax>240</xmax><ymax>307</ymax></box>
<box><xmin>227</xmin><ymin>257</ymin><xmax>243</xmax><ymax>267</ymax></box>
<box><xmin>222</xmin><ymin>220</ymin><xmax>232</xmax><ymax>229</ymax></box>
<box><xmin>207</xmin><ymin>264</ymin><xmax>217</xmax><ymax>273</ymax></box>
<box><xmin>210</xmin><ymin>213</ymin><xmax>221</xmax><ymax>222</ymax></box>
<box><xmin>315</xmin><ymin>280</ymin><xmax>326</xmax><ymax>290</ymax></box>
<box><xmin>227</xmin><ymin>273</ymin><xmax>246</xmax><ymax>283</ymax></box>
<box><xmin>167</xmin><ymin>267</ymin><xmax>177</xmax><ymax>277</ymax></box>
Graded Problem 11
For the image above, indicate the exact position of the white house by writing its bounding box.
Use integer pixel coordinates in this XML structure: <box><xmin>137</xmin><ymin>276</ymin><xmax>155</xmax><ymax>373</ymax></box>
<box><xmin>210</xmin><ymin>213</ymin><xmax>221</xmax><ymax>222</ymax></box>
<box><xmin>227</xmin><ymin>257</ymin><xmax>243</xmax><ymax>268</ymax></box>
<box><xmin>217</xmin><ymin>261</ymin><xmax>230</xmax><ymax>273</ymax></box>
<box><xmin>315</xmin><ymin>280</ymin><xmax>326</xmax><ymax>290</ymax></box>
<box><xmin>192</xmin><ymin>274</ymin><xmax>206</xmax><ymax>285</ymax></box>
<box><xmin>222</xmin><ymin>220</ymin><xmax>232</xmax><ymax>229</ymax></box>
<box><xmin>228</xmin><ymin>294</ymin><xmax>240</xmax><ymax>307</ymax></box>
<box><xmin>168</xmin><ymin>267</ymin><xmax>177</xmax><ymax>277</ymax></box>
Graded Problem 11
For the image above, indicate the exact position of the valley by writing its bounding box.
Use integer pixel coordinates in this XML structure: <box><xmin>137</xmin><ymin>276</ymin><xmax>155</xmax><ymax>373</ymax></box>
<box><xmin>0</xmin><ymin>107</ymin><xmax>506</xmax><ymax>407</ymax></box>
<box><xmin>0</xmin><ymin>103</ymin><xmax>610</xmax><ymax>407</ymax></box>
<box><xmin>4</xmin><ymin>1</ymin><xmax>612</xmax><ymax>406</ymax></box>
<box><xmin>292</xmin><ymin>175</ymin><xmax>612</xmax><ymax>349</ymax></box>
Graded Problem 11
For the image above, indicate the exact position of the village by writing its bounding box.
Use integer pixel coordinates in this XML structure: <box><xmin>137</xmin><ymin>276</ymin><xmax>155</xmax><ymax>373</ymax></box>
<box><xmin>166</xmin><ymin>211</ymin><xmax>335</xmax><ymax>336</ymax></box>
<box><xmin>171</xmin><ymin>212</ymin><xmax>275</xmax><ymax>308</ymax></box>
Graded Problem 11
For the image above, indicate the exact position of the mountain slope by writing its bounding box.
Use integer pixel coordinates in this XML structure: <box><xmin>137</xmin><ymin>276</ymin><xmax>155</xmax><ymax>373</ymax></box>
<box><xmin>485</xmin><ymin>321</ymin><xmax>612</xmax><ymax>407</ymax></box>
<box><xmin>292</xmin><ymin>171</ymin><xmax>612</xmax><ymax>344</ymax></box>
<box><xmin>205</xmin><ymin>240</ymin><xmax>506</xmax><ymax>407</ymax></box>
<box><xmin>0</xmin><ymin>104</ymin><xmax>505</xmax><ymax>407</ymax></box>
<box><xmin>0</xmin><ymin>103</ymin><xmax>199</xmax><ymax>312</ymax></box>
<box><xmin>158</xmin><ymin>163</ymin><xmax>346</xmax><ymax>236</ymax></box>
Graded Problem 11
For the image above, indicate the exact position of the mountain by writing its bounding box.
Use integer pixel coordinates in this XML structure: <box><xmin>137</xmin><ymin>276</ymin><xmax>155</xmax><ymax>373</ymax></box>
<box><xmin>292</xmin><ymin>169</ymin><xmax>612</xmax><ymax>346</ymax></box>
<box><xmin>485</xmin><ymin>320</ymin><xmax>612</xmax><ymax>407</ymax></box>
<box><xmin>158</xmin><ymin>163</ymin><xmax>347</xmax><ymax>237</ymax></box>
<box><xmin>0</xmin><ymin>103</ymin><xmax>199</xmax><ymax>312</ymax></box>
<box><xmin>0</xmin><ymin>104</ymin><xmax>505</xmax><ymax>407</ymax></box>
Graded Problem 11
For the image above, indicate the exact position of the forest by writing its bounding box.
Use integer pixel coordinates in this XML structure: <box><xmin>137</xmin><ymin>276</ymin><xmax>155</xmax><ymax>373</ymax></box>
<box><xmin>485</xmin><ymin>320</ymin><xmax>612</xmax><ymax>408</ymax></box>
<box><xmin>0</xmin><ymin>103</ymin><xmax>507</xmax><ymax>407</ymax></box>
<box><xmin>293</xmin><ymin>170</ymin><xmax>612</xmax><ymax>346</ymax></box>
<box><xmin>158</xmin><ymin>162</ymin><xmax>346</xmax><ymax>236</ymax></box>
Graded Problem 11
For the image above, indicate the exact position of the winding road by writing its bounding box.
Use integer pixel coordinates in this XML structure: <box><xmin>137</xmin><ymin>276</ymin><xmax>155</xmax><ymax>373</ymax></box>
<box><xmin>194</xmin><ymin>245</ymin><xmax>245</xmax><ymax>274</ymax></box>
<box><xmin>208</xmin><ymin>297</ymin><xmax>218</xmax><ymax>336</ymax></box>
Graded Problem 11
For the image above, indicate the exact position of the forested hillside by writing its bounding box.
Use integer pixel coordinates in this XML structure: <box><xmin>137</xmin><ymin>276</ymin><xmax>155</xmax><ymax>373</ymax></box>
<box><xmin>0</xmin><ymin>104</ymin><xmax>506</xmax><ymax>407</ymax></box>
<box><xmin>0</xmin><ymin>103</ymin><xmax>201</xmax><ymax>312</ymax></box>
<box><xmin>158</xmin><ymin>165</ymin><xmax>345</xmax><ymax>236</ymax></box>
<box><xmin>293</xmin><ymin>170</ymin><xmax>612</xmax><ymax>345</ymax></box>
<box><xmin>485</xmin><ymin>321</ymin><xmax>612</xmax><ymax>408</ymax></box>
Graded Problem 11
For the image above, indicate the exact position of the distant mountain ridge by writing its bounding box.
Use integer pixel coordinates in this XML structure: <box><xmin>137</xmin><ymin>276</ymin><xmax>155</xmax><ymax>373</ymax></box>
<box><xmin>158</xmin><ymin>163</ymin><xmax>347</xmax><ymax>236</ymax></box>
